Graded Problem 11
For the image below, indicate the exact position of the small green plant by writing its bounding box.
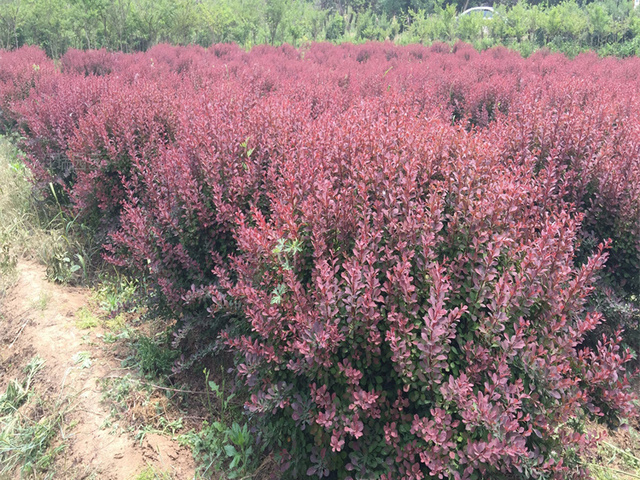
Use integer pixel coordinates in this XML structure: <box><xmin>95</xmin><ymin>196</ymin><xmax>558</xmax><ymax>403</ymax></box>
<box><xmin>75</xmin><ymin>307</ymin><xmax>99</xmax><ymax>329</ymax></box>
<box><xmin>0</xmin><ymin>356</ymin><xmax>44</xmax><ymax>415</ymax></box>
<box><xmin>185</xmin><ymin>369</ymin><xmax>258</xmax><ymax>479</ymax></box>
<box><xmin>100</xmin><ymin>375</ymin><xmax>136</xmax><ymax>407</ymax></box>
<box><xmin>95</xmin><ymin>273</ymin><xmax>139</xmax><ymax>315</ymax></box>
<box><xmin>104</xmin><ymin>313</ymin><xmax>127</xmax><ymax>332</ymax></box>
<box><xmin>97</xmin><ymin>314</ymin><xmax>132</xmax><ymax>344</ymax></box>
<box><xmin>99</xmin><ymin>375</ymin><xmax>140</xmax><ymax>434</ymax></box>
<box><xmin>585</xmin><ymin>421</ymin><xmax>640</xmax><ymax>480</ymax></box>
<box><xmin>99</xmin><ymin>374</ymin><xmax>186</xmax><ymax>448</ymax></box>
<box><xmin>0</xmin><ymin>238</ymin><xmax>18</xmax><ymax>275</ymax></box>
<box><xmin>134</xmin><ymin>416</ymin><xmax>184</xmax><ymax>445</ymax></box>
<box><xmin>134</xmin><ymin>465</ymin><xmax>175</xmax><ymax>480</ymax></box>
<box><xmin>46</xmin><ymin>249</ymin><xmax>86</xmax><ymax>284</ymax></box>
<box><xmin>41</xmin><ymin>182</ymin><xmax>99</xmax><ymax>286</ymax></box>
<box><xmin>128</xmin><ymin>334</ymin><xmax>178</xmax><ymax>378</ymax></box>
<box><xmin>72</xmin><ymin>351</ymin><xmax>92</xmax><ymax>369</ymax></box>
<box><xmin>29</xmin><ymin>290</ymin><xmax>51</xmax><ymax>311</ymax></box>
<box><xmin>42</xmin><ymin>213</ymin><xmax>90</xmax><ymax>285</ymax></box>
<box><xmin>0</xmin><ymin>137</ymin><xmax>95</xmax><ymax>294</ymax></box>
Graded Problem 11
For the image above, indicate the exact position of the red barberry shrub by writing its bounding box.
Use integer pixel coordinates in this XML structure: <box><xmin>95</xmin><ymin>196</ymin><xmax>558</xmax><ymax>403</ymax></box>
<box><xmin>490</xmin><ymin>67</ymin><xmax>640</xmax><ymax>297</ymax></box>
<box><xmin>0</xmin><ymin>46</ymin><xmax>55</xmax><ymax>132</ymax></box>
<box><xmin>16</xmin><ymin>74</ymin><xmax>107</xmax><ymax>196</ymax></box>
<box><xmin>60</xmin><ymin>48</ymin><xmax>119</xmax><ymax>76</ymax></box>
<box><xmin>104</xmin><ymin>81</ymin><xmax>269</xmax><ymax>311</ymax></box>
<box><xmin>5</xmin><ymin>42</ymin><xmax>638</xmax><ymax>478</ymax></box>
<box><xmin>219</xmin><ymin>109</ymin><xmax>633</xmax><ymax>479</ymax></box>
<box><xmin>66</xmin><ymin>77</ymin><xmax>182</xmax><ymax>228</ymax></box>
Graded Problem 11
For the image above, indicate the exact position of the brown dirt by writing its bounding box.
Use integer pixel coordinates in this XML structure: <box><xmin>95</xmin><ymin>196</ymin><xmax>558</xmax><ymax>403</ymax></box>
<box><xmin>0</xmin><ymin>261</ymin><xmax>197</xmax><ymax>479</ymax></box>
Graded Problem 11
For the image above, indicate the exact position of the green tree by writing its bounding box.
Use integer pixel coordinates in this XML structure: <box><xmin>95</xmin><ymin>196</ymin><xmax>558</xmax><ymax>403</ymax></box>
<box><xmin>131</xmin><ymin>0</ymin><xmax>171</xmax><ymax>49</ymax></box>
<box><xmin>0</xmin><ymin>0</ymin><xmax>25</xmax><ymax>49</ymax></box>
<box><xmin>265</xmin><ymin>0</ymin><xmax>288</xmax><ymax>44</ymax></box>
<box><xmin>456</xmin><ymin>10</ymin><xmax>484</xmax><ymax>41</ymax></box>
<box><xmin>325</xmin><ymin>11</ymin><xmax>345</xmax><ymax>40</ymax></box>
<box><xmin>23</xmin><ymin>0</ymin><xmax>72</xmax><ymax>56</ymax></box>
<box><xmin>68</xmin><ymin>0</ymin><xmax>109</xmax><ymax>49</ymax></box>
<box><xmin>587</xmin><ymin>1</ymin><xmax>612</xmax><ymax>45</ymax></box>
<box><xmin>169</xmin><ymin>0</ymin><xmax>200</xmax><ymax>45</ymax></box>
<box><xmin>200</xmin><ymin>0</ymin><xmax>237</xmax><ymax>43</ymax></box>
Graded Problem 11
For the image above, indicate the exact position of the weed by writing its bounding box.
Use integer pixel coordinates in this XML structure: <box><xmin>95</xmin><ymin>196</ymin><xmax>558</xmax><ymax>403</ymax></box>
<box><xmin>99</xmin><ymin>331</ymin><xmax>118</xmax><ymax>344</ymax></box>
<box><xmin>0</xmin><ymin>136</ymin><xmax>79</xmax><ymax>293</ymax></box>
<box><xmin>29</xmin><ymin>290</ymin><xmax>51</xmax><ymax>311</ymax></box>
<box><xmin>0</xmin><ymin>356</ymin><xmax>70</xmax><ymax>478</ymax></box>
<box><xmin>184</xmin><ymin>369</ymin><xmax>258</xmax><ymax>479</ymax></box>
<box><xmin>600</xmin><ymin>440</ymin><xmax>640</xmax><ymax>471</ymax></box>
<box><xmin>134</xmin><ymin>416</ymin><xmax>184</xmax><ymax>444</ymax></box>
<box><xmin>0</xmin><ymin>240</ymin><xmax>17</xmax><ymax>280</ymax></box>
<box><xmin>100</xmin><ymin>375</ymin><xmax>136</xmax><ymax>408</ymax></box>
<box><xmin>104</xmin><ymin>313</ymin><xmax>127</xmax><ymax>332</ymax></box>
<box><xmin>128</xmin><ymin>335</ymin><xmax>178</xmax><ymax>379</ymax></box>
<box><xmin>0</xmin><ymin>357</ymin><xmax>44</xmax><ymax>415</ymax></box>
<box><xmin>45</xmin><ymin>249</ymin><xmax>86</xmax><ymax>284</ymax></box>
<box><xmin>95</xmin><ymin>273</ymin><xmax>140</xmax><ymax>316</ymax></box>
<box><xmin>42</xmin><ymin>218</ymin><xmax>93</xmax><ymax>285</ymax></box>
<box><xmin>75</xmin><ymin>306</ymin><xmax>99</xmax><ymax>329</ymax></box>
<box><xmin>590</xmin><ymin>463</ymin><xmax>640</xmax><ymax>480</ymax></box>
<box><xmin>0</xmin><ymin>138</ymin><xmax>42</xmax><ymax>268</ymax></box>
<box><xmin>0</xmin><ymin>137</ymin><xmax>33</xmax><ymax>296</ymax></box>
<box><xmin>39</xmin><ymin>177</ymin><xmax>101</xmax><ymax>286</ymax></box>
<box><xmin>72</xmin><ymin>351</ymin><xmax>92</xmax><ymax>369</ymax></box>
<box><xmin>134</xmin><ymin>465</ymin><xmax>174</xmax><ymax>480</ymax></box>
<box><xmin>587</xmin><ymin>422</ymin><xmax>640</xmax><ymax>480</ymax></box>
<box><xmin>99</xmin><ymin>373</ymin><xmax>189</xmax><ymax>455</ymax></box>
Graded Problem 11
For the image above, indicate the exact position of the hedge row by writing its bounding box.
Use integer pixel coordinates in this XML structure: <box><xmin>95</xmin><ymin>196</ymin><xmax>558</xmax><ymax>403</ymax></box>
<box><xmin>1</xmin><ymin>42</ymin><xmax>639</xmax><ymax>479</ymax></box>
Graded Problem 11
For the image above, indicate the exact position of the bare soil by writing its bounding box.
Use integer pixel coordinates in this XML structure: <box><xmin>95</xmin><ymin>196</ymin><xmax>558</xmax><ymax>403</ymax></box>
<box><xmin>0</xmin><ymin>261</ymin><xmax>196</xmax><ymax>479</ymax></box>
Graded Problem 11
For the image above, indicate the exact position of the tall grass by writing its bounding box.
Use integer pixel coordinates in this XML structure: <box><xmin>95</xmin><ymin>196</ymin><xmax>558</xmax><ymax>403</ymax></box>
<box><xmin>0</xmin><ymin>136</ymin><xmax>100</xmax><ymax>290</ymax></box>
<box><xmin>0</xmin><ymin>139</ymin><xmax>38</xmax><ymax>240</ymax></box>
<box><xmin>0</xmin><ymin>137</ymin><xmax>42</xmax><ymax>293</ymax></box>
<box><xmin>0</xmin><ymin>356</ymin><xmax>71</xmax><ymax>478</ymax></box>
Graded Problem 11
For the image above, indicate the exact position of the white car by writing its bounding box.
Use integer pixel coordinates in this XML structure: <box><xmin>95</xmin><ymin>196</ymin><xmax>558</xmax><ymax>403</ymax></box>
<box><xmin>460</xmin><ymin>6</ymin><xmax>495</xmax><ymax>19</ymax></box>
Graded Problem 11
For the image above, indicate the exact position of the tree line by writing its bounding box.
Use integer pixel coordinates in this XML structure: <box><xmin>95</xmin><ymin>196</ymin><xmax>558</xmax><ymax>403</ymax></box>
<box><xmin>0</xmin><ymin>0</ymin><xmax>639</xmax><ymax>57</ymax></box>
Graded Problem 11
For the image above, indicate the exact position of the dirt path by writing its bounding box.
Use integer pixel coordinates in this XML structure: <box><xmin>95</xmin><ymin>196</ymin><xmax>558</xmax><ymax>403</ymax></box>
<box><xmin>0</xmin><ymin>261</ymin><xmax>196</xmax><ymax>479</ymax></box>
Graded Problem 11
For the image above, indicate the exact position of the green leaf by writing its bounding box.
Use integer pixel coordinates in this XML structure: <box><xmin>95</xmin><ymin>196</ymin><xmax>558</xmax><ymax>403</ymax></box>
<box><xmin>224</xmin><ymin>444</ymin><xmax>238</xmax><ymax>457</ymax></box>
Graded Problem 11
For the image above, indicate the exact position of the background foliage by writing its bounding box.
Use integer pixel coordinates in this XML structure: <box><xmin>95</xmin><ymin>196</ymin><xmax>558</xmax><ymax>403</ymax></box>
<box><xmin>0</xmin><ymin>0</ymin><xmax>640</xmax><ymax>56</ymax></box>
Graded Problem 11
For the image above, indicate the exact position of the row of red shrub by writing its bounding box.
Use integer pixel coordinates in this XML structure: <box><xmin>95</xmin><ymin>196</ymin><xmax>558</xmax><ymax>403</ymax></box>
<box><xmin>1</xmin><ymin>42</ymin><xmax>639</xmax><ymax>479</ymax></box>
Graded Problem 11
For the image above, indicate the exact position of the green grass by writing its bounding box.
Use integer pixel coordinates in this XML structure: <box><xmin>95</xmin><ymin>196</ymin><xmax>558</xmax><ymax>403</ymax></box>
<box><xmin>0</xmin><ymin>357</ymin><xmax>44</xmax><ymax>416</ymax></box>
<box><xmin>29</xmin><ymin>290</ymin><xmax>52</xmax><ymax>312</ymax></box>
<box><xmin>131</xmin><ymin>335</ymin><xmax>178</xmax><ymax>379</ymax></box>
<box><xmin>0</xmin><ymin>356</ymin><xmax>71</xmax><ymax>479</ymax></box>
<box><xmin>98</xmin><ymin>373</ymin><xmax>187</xmax><ymax>450</ymax></box>
<box><xmin>591</xmin><ymin>463</ymin><xmax>640</xmax><ymax>480</ymax></box>
<box><xmin>0</xmin><ymin>138</ymin><xmax>39</xmax><ymax>294</ymax></box>
<box><xmin>0</xmin><ymin>135</ymin><xmax>103</xmax><ymax>289</ymax></box>
<box><xmin>0</xmin><ymin>136</ymin><xmax>191</xmax><ymax>478</ymax></box>
<box><xmin>94</xmin><ymin>273</ymin><xmax>139</xmax><ymax>315</ymax></box>
<box><xmin>0</xmin><ymin>139</ymin><xmax>41</xmax><ymax>253</ymax></box>
<box><xmin>104</xmin><ymin>313</ymin><xmax>127</xmax><ymax>331</ymax></box>
<box><xmin>133</xmin><ymin>465</ymin><xmax>175</xmax><ymax>480</ymax></box>
<box><xmin>588</xmin><ymin>423</ymin><xmax>640</xmax><ymax>480</ymax></box>
<box><xmin>181</xmin><ymin>369</ymin><xmax>260</xmax><ymax>480</ymax></box>
<box><xmin>0</xmin><ymin>135</ymin><xmax>91</xmax><ymax>292</ymax></box>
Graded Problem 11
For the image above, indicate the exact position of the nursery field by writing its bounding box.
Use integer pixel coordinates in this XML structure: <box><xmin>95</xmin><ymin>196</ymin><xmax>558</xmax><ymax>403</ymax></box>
<box><xmin>1</xmin><ymin>42</ymin><xmax>640</xmax><ymax>479</ymax></box>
